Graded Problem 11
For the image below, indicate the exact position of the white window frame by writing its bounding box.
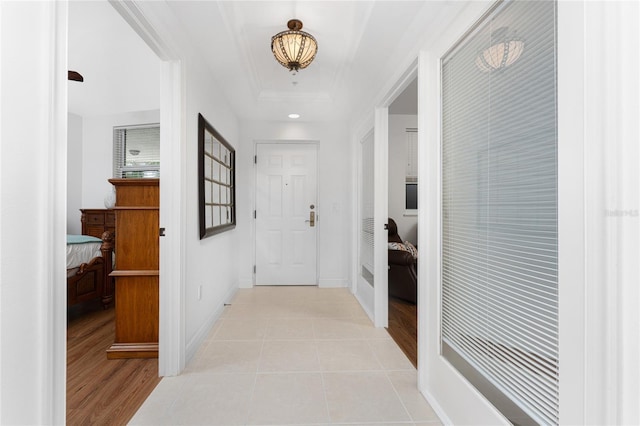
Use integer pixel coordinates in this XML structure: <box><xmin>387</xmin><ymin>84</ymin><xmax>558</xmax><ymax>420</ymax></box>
<box><xmin>405</xmin><ymin>127</ymin><xmax>418</xmax><ymax>215</ymax></box>
<box><xmin>113</xmin><ymin>123</ymin><xmax>160</xmax><ymax>178</ymax></box>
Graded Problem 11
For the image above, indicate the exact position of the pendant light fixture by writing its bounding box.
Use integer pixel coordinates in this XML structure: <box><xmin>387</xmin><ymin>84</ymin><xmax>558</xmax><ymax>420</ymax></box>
<box><xmin>475</xmin><ymin>27</ymin><xmax>525</xmax><ymax>73</ymax></box>
<box><xmin>271</xmin><ymin>19</ymin><xmax>318</xmax><ymax>74</ymax></box>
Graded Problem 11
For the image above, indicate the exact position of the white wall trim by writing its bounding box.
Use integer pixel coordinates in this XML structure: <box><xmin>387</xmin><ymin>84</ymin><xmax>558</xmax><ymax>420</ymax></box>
<box><xmin>369</xmin><ymin>62</ymin><xmax>418</xmax><ymax>330</ymax></box>
<box><xmin>158</xmin><ymin>59</ymin><xmax>186</xmax><ymax>376</ymax></box>
<box><xmin>110</xmin><ymin>0</ymin><xmax>186</xmax><ymax>377</ymax></box>
<box><xmin>318</xmin><ymin>278</ymin><xmax>349</xmax><ymax>288</ymax></box>
<box><xmin>185</xmin><ymin>285</ymin><xmax>237</xmax><ymax>363</ymax></box>
<box><xmin>380</xmin><ymin>61</ymin><xmax>418</xmax><ymax>108</ymax></box>
<box><xmin>557</xmin><ymin>1</ymin><xmax>587</xmax><ymax>423</ymax></box>
<box><xmin>416</xmin><ymin>50</ymin><xmax>432</xmax><ymax>393</ymax></box>
<box><xmin>108</xmin><ymin>0</ymin><xmax>179</xmax><ymax>61</ymax></box>
<box><xmin>0</xmin><ymin>1</ymin><xmax>3</xmax><ymax>416</ymax></box>
<box><xmin>420</xmin><ymin>388</ymin><xmax>453</xmax><ymax>426</ymax></box>
<box><xmin>0</xmin><ymin>1</ymin><xmax>68</xmax><ymax>423</ymax></box>
<box><xmin>354</xmin><ymin>284</ymin><xmax>375</xmax><ymax>322</ymax></box>
<box><xmin>51</xmin><ymin>2</ymin><xmax>69</xmax><ymax>423</ymax></box>
<box><xmin>373</xmin><ymin>107</ymin><xmax>389</xmax><ymax>328</ymax></box>
<box><xmin>351</xmin><ymin>124</ymin><xmax>374</xmax><ymax>299</ymax></box>
<box><xmin>581</xmin><ymin>1</ymin><xmax>640</xmax><ymax>424</ymax></box>
<box><xmin>238</xmin><ymin>278</ymin><xmax>253</xmax><ymax>289</ymax></box>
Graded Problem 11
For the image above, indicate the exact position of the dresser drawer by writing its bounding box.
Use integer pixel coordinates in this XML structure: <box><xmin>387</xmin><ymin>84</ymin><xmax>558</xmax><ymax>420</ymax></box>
<box><xmin>85</xmin><ymin>213</ymin><xmax>105</xmax><ymax>225</ymax></box>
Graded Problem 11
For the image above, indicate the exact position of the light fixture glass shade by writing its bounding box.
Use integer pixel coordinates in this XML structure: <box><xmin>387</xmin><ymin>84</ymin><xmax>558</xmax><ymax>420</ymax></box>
<box><xmin>475</xmin><ymin>27</ymin><xmax>525</xmax><ymax>72</ymax></box>
<box><xmin>271</xmin><ymin>19</ymin><xmax>317</xmax><ymax>73</ymax></box>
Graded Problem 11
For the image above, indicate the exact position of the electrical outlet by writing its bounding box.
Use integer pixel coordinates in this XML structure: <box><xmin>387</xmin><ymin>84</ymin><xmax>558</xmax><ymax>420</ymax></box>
<box><xmin>197</xmin><ymin>285</ymin><xmax>202</xmax><ymax>300</ymax></box>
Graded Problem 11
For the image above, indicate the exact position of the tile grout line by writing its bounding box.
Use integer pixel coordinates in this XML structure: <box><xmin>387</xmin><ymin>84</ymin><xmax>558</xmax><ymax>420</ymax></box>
<box><xmin>240</xmin><ymin>315</ymin><xmax>269</xmax><ymax>425</ymax></box>
<box><xmin>384</xmin><ymin>369</ymin><xmax>417</xmax><ymax>424</ymax></box>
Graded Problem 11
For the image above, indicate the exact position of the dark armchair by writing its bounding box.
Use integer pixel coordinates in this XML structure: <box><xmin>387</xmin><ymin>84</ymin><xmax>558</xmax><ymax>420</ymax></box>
<box><xmin>388</xmin><ymin>218</ymin><xmax>417</xmax><ymax>304</ymax></box>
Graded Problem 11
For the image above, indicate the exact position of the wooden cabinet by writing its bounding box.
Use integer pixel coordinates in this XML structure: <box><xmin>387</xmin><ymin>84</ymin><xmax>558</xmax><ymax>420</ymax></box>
<box><xmin>107</xmin><ymin>179</ymin><xmax>159</xmax><ymax>359</ymax></box>
<box><xmin>81</xmin><ymin>209</ymin><xmax>115</xmax><ymax>242</ymax></box>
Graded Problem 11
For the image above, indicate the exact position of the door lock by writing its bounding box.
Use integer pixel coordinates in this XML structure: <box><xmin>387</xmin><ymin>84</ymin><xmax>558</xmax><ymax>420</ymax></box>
<box><xmin>305</xmin><ymin>211</ymin><xmax>316</xmax><ymax>227</ymax></box>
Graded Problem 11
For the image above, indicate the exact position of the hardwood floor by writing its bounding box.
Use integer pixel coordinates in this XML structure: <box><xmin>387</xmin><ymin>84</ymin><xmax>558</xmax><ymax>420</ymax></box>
<box><xmin>386</xmin><ymin>296</ymin><xmax>418</xmax><ymax>368</ymax></box>
<box><xmin>67</xmin><ymin>301</ymin><xmax>160</xmax><ymax>425</ymax></box>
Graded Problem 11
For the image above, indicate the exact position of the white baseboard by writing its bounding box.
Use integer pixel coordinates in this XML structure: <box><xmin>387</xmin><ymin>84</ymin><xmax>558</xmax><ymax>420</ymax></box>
<box><xmin>354</xmin><ymin>277</ymin><xmax>375</xmax><ymax>322</ymax></box>
<box><xmin>185</xmin><ymin>284</ymin><xmax>238</xmax><ymax>364</ymax></box>
<box><xmin>238</xmin><ymin>277</ymin><xmax>253</xmax><ymax>289</ymax></box>
<box><xmin>421</xmin><ymin>387</ymin><xmax>453</xmax><ymax>426</ymax></box>
<box><xmin>318</xmin><ymin>278</ymin><xmax>349</xmax><ymax>288</ymax></box>
<box><xmin>354</xmin><ymin>292</ymin><xmax>374</xmax><ymax>323</ymax></box>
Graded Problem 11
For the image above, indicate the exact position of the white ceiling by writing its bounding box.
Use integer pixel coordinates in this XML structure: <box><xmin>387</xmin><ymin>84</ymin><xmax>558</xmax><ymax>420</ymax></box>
<box><xmin>69</xmin><ymin>1</ymin><xmax>466</xmax><ymax>122</ymax></box>
<box><xmin>68</xmin><ymin>1</ymin><xmax>160</xmax><ymax>117</ymax></box>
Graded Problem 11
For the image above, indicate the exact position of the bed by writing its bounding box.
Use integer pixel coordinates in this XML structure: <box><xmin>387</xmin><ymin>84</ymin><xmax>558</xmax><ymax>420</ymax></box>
<box><xmin>67</xmin><ymin>231</ymin><xmax>114</xmax><ymax>309</ymax></box>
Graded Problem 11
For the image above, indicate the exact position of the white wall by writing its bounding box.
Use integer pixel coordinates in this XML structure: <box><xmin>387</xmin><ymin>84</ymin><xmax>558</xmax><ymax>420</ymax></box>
<box><xmin>67</xmin><ymin>113</ymin><xmax>83</xmax><ymax>234</ymax></box>
<box><xmin>80</xmin><ymin>109</ymin><xmax>160</xmax><ymax>209</ymax></box>
<box><xmin>388</xmin><ymin>114</ymin><xmax>418</xmax><ymax>244</ymax></box>
<box><xmin>182</xmin><ymin>55</ymin><xmax>240</xmax><ymax>358</ymax></box>
<box><xmin>236</xmin><ymin>121</ymin><xmax>352</xmax><ymax>289</ymax></box>
<box><xmin>1</xmin><ymin>1</ymin><xmax>68</xmax><ymax>423</ymax></box>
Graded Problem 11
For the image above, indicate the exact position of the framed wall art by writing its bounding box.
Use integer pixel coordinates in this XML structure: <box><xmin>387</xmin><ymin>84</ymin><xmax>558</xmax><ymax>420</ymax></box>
<box><xmin>198</xmin><ymin>113</ymin><xmax>236</xmax><ymax>239</ymax></box>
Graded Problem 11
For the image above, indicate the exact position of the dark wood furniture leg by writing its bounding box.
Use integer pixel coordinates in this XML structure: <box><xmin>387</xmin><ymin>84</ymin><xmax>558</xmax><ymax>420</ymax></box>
<box><xmin>100</xmin><ymin>231</ymin><xmax>115</xmax><ymax>309</ymax></box>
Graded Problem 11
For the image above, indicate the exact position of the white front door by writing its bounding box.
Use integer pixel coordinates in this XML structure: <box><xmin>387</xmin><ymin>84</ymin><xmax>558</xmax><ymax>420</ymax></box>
<box><xmin>255</xmin><ymin>143</ymin><xmax>318</xmax><ymax>285</ymax></box>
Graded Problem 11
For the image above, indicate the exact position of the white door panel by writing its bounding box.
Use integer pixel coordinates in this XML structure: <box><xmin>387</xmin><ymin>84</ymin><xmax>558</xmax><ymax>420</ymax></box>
<box><xmin>256</xmin><ymin>143</ymin><xmax>318</xmax><ymax>285</ymax></box>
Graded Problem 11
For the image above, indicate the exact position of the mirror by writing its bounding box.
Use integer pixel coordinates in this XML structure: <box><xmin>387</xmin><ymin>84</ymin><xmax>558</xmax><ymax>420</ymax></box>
<box><xmin>198</xmin><ymin>113</ymin><xmax>236</xmax><ymax>239</ymax></box>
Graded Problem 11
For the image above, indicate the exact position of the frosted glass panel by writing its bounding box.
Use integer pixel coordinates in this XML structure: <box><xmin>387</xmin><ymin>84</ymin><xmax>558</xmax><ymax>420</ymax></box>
<box><xmin>441</xmin><ymin>1</ymin><xmax>558</xmax><ymax>425</ymax></box>
<box><xmin>360</xmin><ymin>131</ymin><xmax>375</xmax><ymax>284</ymax></box>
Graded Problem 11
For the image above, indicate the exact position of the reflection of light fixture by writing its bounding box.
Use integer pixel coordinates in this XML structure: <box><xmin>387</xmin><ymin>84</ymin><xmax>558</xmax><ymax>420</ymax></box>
<box><xmin>475</xmin><ymin>27</ymin><xmax>525</xmax><ymax>73</ymax></box>
<box><xmin>288</xmin><ymin>113</ymin><xmax>300</xmax><ymax>119</ymax></box>
<box><xmin>129</xmin><ymin>149</ymin><xmax>140</xmax><ymax>156</ymax></box>
<box><xmin>271</xmin><ymin>19</ymin><xmax>318</xmax><ymax>74</ymax></box>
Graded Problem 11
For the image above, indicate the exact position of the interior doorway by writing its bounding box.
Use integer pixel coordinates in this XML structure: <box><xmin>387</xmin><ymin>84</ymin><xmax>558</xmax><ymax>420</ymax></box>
<box><xmin>385</xmin><ymin>76</ymin><xmax>419</xmax><ymax>366</ymax></box>
<box><xmin>65</xmin><ymin>0</ymin><xmax>179</xmax><ymax>422</ymax></box>
<box><xmin>254</xmin><ymin>142</ymin><xmax>319</xmax><ymax>286</ymax></box>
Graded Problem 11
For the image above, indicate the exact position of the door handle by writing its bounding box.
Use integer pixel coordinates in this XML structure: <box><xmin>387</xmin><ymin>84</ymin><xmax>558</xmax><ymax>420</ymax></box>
<box><xmin>305</xmin><ymin>211</ymin><xmax>316</xmax><ymax>227</ymax></box>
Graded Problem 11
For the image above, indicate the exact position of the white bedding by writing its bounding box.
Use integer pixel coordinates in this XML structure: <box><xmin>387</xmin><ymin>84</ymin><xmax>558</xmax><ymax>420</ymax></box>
<box><xmin>66</xmin><ymin>237</ymin><xmax>102</xmax><ymax>270</ymax></box>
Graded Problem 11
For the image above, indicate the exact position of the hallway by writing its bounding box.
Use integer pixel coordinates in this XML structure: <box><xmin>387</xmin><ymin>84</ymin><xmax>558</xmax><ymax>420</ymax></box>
<box><xmin>130</xmin><ymin>287</ymin><xmax>440</xmax><ymax>425</ymax></box>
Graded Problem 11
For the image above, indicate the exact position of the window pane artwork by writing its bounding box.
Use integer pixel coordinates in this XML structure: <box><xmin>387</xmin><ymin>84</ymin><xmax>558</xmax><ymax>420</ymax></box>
<box><xmin>198</xmin><ymin>114</ymin><xmax>236</xmax><ymax>238</ymax></box>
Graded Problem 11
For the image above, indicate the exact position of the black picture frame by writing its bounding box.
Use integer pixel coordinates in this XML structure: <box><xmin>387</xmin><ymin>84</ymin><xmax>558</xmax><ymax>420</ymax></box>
<box><xmin>198</xmin><ymin>113</ymin><xmax>236</xmax><ymax>239</ymax></box>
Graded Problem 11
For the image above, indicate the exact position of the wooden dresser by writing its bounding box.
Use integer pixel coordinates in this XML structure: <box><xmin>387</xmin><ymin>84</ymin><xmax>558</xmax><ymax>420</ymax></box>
<box><xmin>107</xmin><ymin>178</ymin><xmax>159</xmax><ymax>359</ymax></box>
<box><xmin>80</xmin><ymin>209</ymin><xmax>115</xmax><ymax>241</ymax></box>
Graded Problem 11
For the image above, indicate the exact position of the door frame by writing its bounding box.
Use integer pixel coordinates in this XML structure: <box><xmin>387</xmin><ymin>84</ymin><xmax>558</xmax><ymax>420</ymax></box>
<box><xmin>41</xmin><ymin>0</ymin><xmax>185</xmax><ymax>421</ymax></box>
<box><xmin>252</xmin><ymin>140</ymin><xmax>320</xmax><ymax>287</ymax></box>
<box><xmin>372</xmin><ymin>61</ymin><xmax>419</xmax><ymax>328</ymax></box>
<box><xmin>354</xmin><ymin>129</ymin><xmax>375</xmax><ymax>318</ymax></box>
<box><xmin>93</xmin><ymin>1</ymin><xmax>187</xmax><ymax>376</ymax></box>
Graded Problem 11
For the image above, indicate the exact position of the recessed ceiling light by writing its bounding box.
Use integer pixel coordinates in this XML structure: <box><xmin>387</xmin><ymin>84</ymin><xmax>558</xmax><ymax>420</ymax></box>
<box><xmin>288</xmin><ymin>113</ymin><xmax>300</xmax><ymax>119</ymax></box>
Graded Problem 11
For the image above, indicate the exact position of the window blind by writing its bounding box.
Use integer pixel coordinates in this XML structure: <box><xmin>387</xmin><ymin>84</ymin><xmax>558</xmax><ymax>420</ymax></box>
<box><xmin>406</xmin><ymin>128</ymin><xmax>418</xmax><ymax>182</ymax></box>
<box><xmin>441</xmin><ymin>1</ymin><xmax>558</xmax><ymax>425</ymax></box>
<box><xmin>360</xmin><ymin>131</ymin><xmax>375</xmax><ymax>284</ymax></box>
<box><xmin>113</xmin><ymin>124</ymin><xmax>160</xmax><ymax>178</ymax></box>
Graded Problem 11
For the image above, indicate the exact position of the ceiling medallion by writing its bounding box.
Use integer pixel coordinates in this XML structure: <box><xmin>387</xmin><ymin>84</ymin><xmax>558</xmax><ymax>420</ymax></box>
<box><xmin>271</xmin><ymin>19</ymin><xmax>318</xmax><ymax>74</ymax></box>
<box><xmin>475</xmin><ymin>27</ymin><xmax>525</xmax><ymax>73</ymax></box>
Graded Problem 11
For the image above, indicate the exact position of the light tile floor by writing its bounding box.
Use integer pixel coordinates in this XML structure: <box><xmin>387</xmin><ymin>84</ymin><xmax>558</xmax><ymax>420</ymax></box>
<box><xmin>129</xmin><ymin>286</ymin><xmax>441</xmax><ymax>426</ymax></box>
